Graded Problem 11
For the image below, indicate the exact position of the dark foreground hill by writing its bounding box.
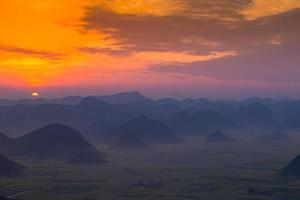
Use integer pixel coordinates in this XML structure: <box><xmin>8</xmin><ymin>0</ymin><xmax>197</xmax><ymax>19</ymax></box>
<box><xmin>0</xmin><ymin>153</ymin><xmax>25</xmax><ymax>177</ymax></box>
<box><xmin>206</xmin><ymin>130</ymin><xmax>232</xmax><ymax>142</ymax></box>
<box><xmin>280</xmin><ymin>154</ymin><xmax>300</xmax><ymax>176</ymax></box>
<box><xmin>111</xmin><ymin>133</ymin><xmax>151</xmax><ymax>152</ymax></box>
<box><xmin>2</xmin><ymin>124</ymin><xmax>104</xmax><ymax>160</ymax></box>
<box><xmin>0</xmin><ymin>194</ymin><xmax>13</xmax><ymax>200</ymax></box>
<box><xmin>0</xmin><ymin>132</ymin><xmax>10</xmax><ymax>142</ymax></box>
<box><xmin>0</xmin><ymin>132</ymin><xmax>13</xmax><ymax>145</ymax></box>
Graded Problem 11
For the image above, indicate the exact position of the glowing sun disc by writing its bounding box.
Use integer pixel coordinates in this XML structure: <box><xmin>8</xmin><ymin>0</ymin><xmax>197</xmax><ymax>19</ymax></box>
<box><xmin>32</xmin><ymin>92</ymin><xmax>39</xmax><ymax>97</ymax></box>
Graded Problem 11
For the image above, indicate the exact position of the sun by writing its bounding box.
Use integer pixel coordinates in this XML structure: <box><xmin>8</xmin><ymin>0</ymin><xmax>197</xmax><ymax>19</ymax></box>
<box><xmin>32</xmin><ymin>92</ymin><xmax>40</xmax><ymax>97</ymax></box>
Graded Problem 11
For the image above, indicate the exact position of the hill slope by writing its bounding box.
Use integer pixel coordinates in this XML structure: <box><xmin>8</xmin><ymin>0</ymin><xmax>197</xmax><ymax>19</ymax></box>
<box><xmin>281</xmin><ymin>154</ymin><xmax>300</xmax><ymax>176</ymax></box>
<box><xmin>206</xmin><ymin>130</ymin><xmax>232</xmax><ymax>142</ymax></box>
<box><xmin>7</xmin><ymin>124</ymin><xmax>104</xmax><ymax>160</ymax></box>
<box><xmin>120</xmin><ymin>116</ymin><xmax>177</xmax><ymax>144</ymax></box>
<box><xmin>0</xmin><ymin>153</ymin><xmax>25</xmax><ymax>177</ymax></box>
<box><xmin>170</xmin><ymin>110</ymin><xmax>237</xmax><ymax>134</ymax></box>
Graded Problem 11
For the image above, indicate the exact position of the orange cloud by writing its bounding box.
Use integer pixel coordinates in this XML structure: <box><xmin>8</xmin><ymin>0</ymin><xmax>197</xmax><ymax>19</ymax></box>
<box><xmin>242</xmin><ymin>0</ymin><xmax>300</xmax><ymax>20</ymax></box>
<box><xmin>94</xmin><ymin>0</ymin><xmax>188</xmax><ymax>16</ymax></box>
<box><xmin>133</xmin><ymin>51</ymin><xmax>237</xmax><ymax>64</ymax></box>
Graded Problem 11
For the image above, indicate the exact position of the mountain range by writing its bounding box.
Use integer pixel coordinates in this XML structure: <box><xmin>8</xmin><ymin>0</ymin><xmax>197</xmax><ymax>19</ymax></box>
<box><xmin>0</xmin><ymin>91</ymin><xmax>300</xmax><ymax>141</ymax></box>
<box><xmin>97</xmin><ymin>115</ymin><xmax>178</xmax><ymax>144</ymax></box>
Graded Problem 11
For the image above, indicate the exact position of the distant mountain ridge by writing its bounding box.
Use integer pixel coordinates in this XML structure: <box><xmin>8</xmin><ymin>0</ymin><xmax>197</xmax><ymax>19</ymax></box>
<box><xmin>236</xmin><ymin>103</ymin><xmax>277</xmax><ymax>127</ymax></box>
<box><xmin>170</xmin><ymin>110</ymin><xmax>237</xmax><ymax>134</ymax></box>
<box><xmin>1</xmin><ymin>92</ymin><xmax>300</xmax><ymax>141</ymax></box>
<box><xmin>98</xmin><ymin>116</ymin><xmax>178</xmax><ymax>144</ymax></box>
<box><xmin>0</xmin><ymin>91</ymin><xmax>297</xmax><ymax>108</ymax></box>
<box><xmin>97</xmin><ymin>91</ymin><xmax>154</xmax><ymax>104</ymax></box>
<box><xmin>0</xmin><ymin>91</ymin><xmax>154</xmax><ymax>106</ymax></box>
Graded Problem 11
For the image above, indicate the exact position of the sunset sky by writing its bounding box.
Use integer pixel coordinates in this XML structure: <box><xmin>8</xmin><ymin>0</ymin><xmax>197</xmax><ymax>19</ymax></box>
<box><xmin>0</xmin><ymin>0</ymin><xmax>300</xmax><ymax>99</ymax></box>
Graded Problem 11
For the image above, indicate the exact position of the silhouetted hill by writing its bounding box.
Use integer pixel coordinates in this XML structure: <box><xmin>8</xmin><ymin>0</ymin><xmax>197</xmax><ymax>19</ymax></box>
<box><xmin>206</xmin><ymin>130</ymin><xmax>232</xmax><ymax>142</ymax></box>
<box><xmin>0</xmin><ymin>132</ymin><xmax>12</xmax><ymax>143</ymax></box>
<box><xmin>0</xmin><ymin>194</ymin><xmax>18</xmax><ymax>200</ymax></box>
<box><xmin>67</xmin><ymin>151</ymin><xmax>107</xmax><ymax>165</ymax></box>
<box><xmin>194</xmin><ymin>110</ymin><xmax>237</xmax><ymax>129</ymax></box>
<box><xmin>170</xmin><ymin>110</ymin><xmax>237</xmax><ymax>134</ymax></box>
<box><xmin>240</xmin><ymin>97</ymin><xmax>275</xmax><ymax>106</ymax></box>
<box><xmin>182</xmin><ymin>98</ymin><xmax>209</xmax><ymax>107</ymax></box>
<box><xmin>179</xmin><ymin>98</ymin><xmax>238</xmax><ymax>110</ymax></box>
<box><xmin>97</xmin><ymin>91</ymin><xmax>154</xmax><ymax>104</ymax></box>
<box><xmin>111</xmin><ymin>133</ymin><xmax>151</xmax><ymax>151</ymax></box>
<box><xmin>281</xmin><ymin>117</ymin><xmax>300</xmax><ymax>130</ymax></box>
<box><xmin>0</xmin><ymin>153</ymin><xmax>25</xmax><ymax>177</ymax></box>
<box><xmin>0</xmin><ymin>195</ymin><xmax>8</xmax><ymax>200</ymax></box>
<box><xmin>77</xmin><ymin>96</ymin><xmax>116</xmax><ymax>119</ymax></box>
<box><xmin>58</xmin><ymin>96</ymin><xmax>83</xmax><ymax>105</ymax></box>
<box><xmin>170</xmin><ymin>111</ymin><xmax>194</xmax><ymax>133</ymax></box>
<box><xmin>96</xmin><ymin>116</ymin><xmax>177</xmax><ymax>143</ymax></box>
<box><xmin>156</xmin><ymin>98</ymin><xmax>180</xmax><ymax>106</ymax></box>
<box><xmin>260</xmin><ymin>131</ymin><xmax>288</xmax><ymax>142</ymax></box>
<box><xmin>237</xmin><ymin>103</ymin><xmax>277</xmax><ymax>126</ymax></box>
<box><xmin>120</xmin><ymin>116</ymin><xmax>177</xmax><ymax>144</ymax></box>
<box><xmin>0</xmin><ymin>92</ymin><xmax>154</xmax><ymax>106</ymax></box>
<box><xmin>6</xmin><ymin>124</ymin><xmax>103</xmax><ymax>159</ymax></box>
<box><xmin>92</xmin><ymin>120</ymin><xmax>121</xmax><ymax>140</ymax></box>
<box><xmin>115</xmin><ymin>101</ymin><xmax>180</xmax><ymax>121</ymax></box>
<box><xmin>78</xmin><ymin>96</ymin><xmax>110</xmax><ymax>108</ymax></box>
<box><xmin>280</xmin><ymin>154</ymin><xmax>300</xmax><ymax>176</ymax></box>
<box><xmin>279</xmin><ymin>102</ymin><xmax>300</xmax><ymax>130</ymax></box>
<box><xmin>0</xmin><ymin>96</ymin><xmax>83</xmax><ymax>106</ymax></box>
<box><xmin>0</xmin><ymin>133</ymin><xmax>14</xmax><ymax>153</ymax></box>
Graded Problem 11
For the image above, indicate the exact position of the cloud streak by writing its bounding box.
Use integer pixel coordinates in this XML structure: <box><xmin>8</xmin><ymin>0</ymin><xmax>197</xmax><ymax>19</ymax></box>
<box><xmin>0</xmin><ymin>44</ymin><xmax>63</xmax><ymax>60</ymax></box>
<box><xmin>147</xmin><ymin>41</ymin><xmax>300</xmax><ymax>83</ymax></box>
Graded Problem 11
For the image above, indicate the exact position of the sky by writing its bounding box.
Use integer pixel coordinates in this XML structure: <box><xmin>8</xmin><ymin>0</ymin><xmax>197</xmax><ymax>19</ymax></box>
<box><xmin>0</xmin><ymin>0</ymin><xmax>300</xmax><ymax>99</ymax></box>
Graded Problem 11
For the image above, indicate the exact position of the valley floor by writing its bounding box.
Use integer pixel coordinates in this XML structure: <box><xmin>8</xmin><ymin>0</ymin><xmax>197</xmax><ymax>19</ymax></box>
<box><xmin>1</xmin><ymin>131</ymin><xmax>300</xmax><ymax>200</ymax></box>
